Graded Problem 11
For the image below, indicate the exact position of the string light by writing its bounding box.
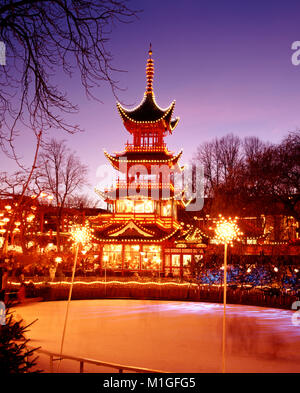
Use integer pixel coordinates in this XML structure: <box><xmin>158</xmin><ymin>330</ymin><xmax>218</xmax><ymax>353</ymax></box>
<box><xmin>8</xmin><ymin>280</ymin><xmax>199</xmax><ymax>288</ymax></box>
<box><xmin>104</xmin><ymin>149</ymin><xmax>183</xmax><ymax>165</ymax></box>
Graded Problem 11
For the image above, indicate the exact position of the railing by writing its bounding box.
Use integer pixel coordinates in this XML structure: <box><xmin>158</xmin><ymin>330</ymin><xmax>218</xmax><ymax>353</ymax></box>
<box><xmin>29</xmin><ymin>347</ymin><xmax>167</xmax><ymax>373</ymax></box>
<box><xmin>125</xmin><ymin>143</ymin><xmax>168</xmax><ymax>153</ymax></box>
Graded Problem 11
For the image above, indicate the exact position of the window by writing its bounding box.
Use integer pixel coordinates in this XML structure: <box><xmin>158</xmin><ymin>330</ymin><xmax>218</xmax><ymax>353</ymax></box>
<box><xmin>134</xmin><ymin>200</ymin><xmax>154</xmax><ymax>213</ymax></box>
<box><xmin>141</xmin><ymin>245</ymin><xmax>162</xmax><ymax>270</ymax></box>
<box><xmin>116</xmin><ymin>200</ymin><xmax>134</xmax><ymax>213</ymax></box>
<box><xmin>124</xmin><ymin>245</ymin><xmax>140</xmax><ymax>270</ymax></box>
<box><xmin>102</xmin><ymin>244</ymin><xmax>122</xmax><ymax>269</ymax></box>
<box><xmin>183</xmin><ymin>255</ymin><xmax>192</xmax><ymax>266</ymax></box>
<box><xmin>162</xmin><ymin>202</ymin><xmax>172</xmax><ymax>216</ymax></box>
<box><xmin>172</xmin><ymin>254</ymin><xmax>180</xmax><ymax>267</ymax></box>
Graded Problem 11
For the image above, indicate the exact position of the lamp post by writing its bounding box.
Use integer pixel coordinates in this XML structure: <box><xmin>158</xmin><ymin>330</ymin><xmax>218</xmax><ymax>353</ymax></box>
<box><xmin>58</xmin><ymin>223</ymin><xmax>91</xmax><ymax>370</ymax></box>
<box><xmin>213</xmin><ymin>216</ymin><xmax>242</xmax><ymax>373</ymax></box>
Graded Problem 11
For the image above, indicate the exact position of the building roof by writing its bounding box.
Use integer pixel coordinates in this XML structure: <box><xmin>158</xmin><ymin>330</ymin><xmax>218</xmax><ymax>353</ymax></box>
<box><xmin>91</xmin><ymin>219</ymin><xmax>180</xmax><ymax>243</ymax></box>
<box><xmin>103</xmin><ymin>149</ymin><xmax>183</xmax><ymax>172</ymax></box>
<box><xmin>116</xmin><ymin>46</ymin><xmax>179</xmax><ymax>133</ymax></box>
<box><xmin>117</xmin><ymin>93</ymin><xmax>177</xmax><ymax>124</ymax></box>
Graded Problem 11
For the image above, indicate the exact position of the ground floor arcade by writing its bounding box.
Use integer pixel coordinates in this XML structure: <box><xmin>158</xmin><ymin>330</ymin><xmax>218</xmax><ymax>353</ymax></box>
<box><xmin>93</xmin><ymin>243</ymin><xmax>205</xmax><ymax>277</ymax></box>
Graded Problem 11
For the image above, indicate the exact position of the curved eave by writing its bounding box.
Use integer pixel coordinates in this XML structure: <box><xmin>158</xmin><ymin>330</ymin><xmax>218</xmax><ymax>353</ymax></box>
<box><xmin>116</xmin><ymin>96</ymin><xmax>176</xmax><ymax>126</ymax></box>
<box><xmin>93</xmin><ymin>227</ymin><xmax>180</xmax><ymax>243</ymax></box>
<box><xmin>104</xmin><ymin>149</ymin><xmax>183</xmax><ymax>169</ymax></box>
<box><xmin>170</xmin><ymin>117</ymin><xmax>180</xmax><ymax>132</ymax></box>
<box><xmin>94</xmin><ymin>187</ymin><xmax>111</xmax><ymax>201</ymax></box>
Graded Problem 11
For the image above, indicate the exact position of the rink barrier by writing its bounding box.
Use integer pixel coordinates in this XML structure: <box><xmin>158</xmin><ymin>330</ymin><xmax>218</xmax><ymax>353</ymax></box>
<box><xmin>8</xmin><ymin>279</ymin><xmax>299</xmax><ymax>310</ymax></box>
<box><xmin>28</xmin><ymin>346</ymin><xmax>167</xmax><ymax>373</ymax></box>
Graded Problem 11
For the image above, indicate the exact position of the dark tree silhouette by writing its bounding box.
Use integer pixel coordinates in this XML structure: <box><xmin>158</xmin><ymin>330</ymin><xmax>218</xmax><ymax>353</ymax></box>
<box><xmin>0</xmin><ymin>300</ymin><xmax>40</xmax><ymax>373</ymax></box>
<box><xmin>0</xmin><ymin>0</ymin><xmax>138</xmax><ymax>157</ymax></box>
<box><xmin>194</xmin><ymin>131</ymin><xmax>300</xmax><ymax>224</ymax></box>
<box><xmin>194</xmin><ymin>133</ymin><xmax>244</xmax><ymax>216</ymax></box>
<box><xmin>38</xmin><ymin>138</ymin><xmax>88</xmax><ymax>251</ymax></box>
<box><xmin>245</xmin><ymin>131</ymin><xmax>300</xmax><ymax>225</ymax></box>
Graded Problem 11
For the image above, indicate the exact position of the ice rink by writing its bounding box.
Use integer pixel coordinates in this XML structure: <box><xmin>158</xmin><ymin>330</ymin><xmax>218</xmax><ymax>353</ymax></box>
<box><xmin>14</xmin><ymin>299</ymin><xmax>300</xmax><ymax>373</ymax></box>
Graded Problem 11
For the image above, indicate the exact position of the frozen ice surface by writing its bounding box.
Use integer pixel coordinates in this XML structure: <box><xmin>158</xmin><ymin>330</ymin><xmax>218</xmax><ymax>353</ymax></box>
<box><xmin>14</xmin><ymin>299</ymin><xmax>300</xmax><ymax>373</ymax></box>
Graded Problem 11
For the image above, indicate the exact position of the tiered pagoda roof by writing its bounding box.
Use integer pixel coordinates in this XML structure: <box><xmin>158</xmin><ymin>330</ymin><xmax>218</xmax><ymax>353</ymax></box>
<box><xmin>117</xmin><ymin>44</ymin><xmax>179</xmax><ymax>135</ymax></box>
<box><xmin>104</xmin><ymin>44</ymin><xmax>182</xmax><ymax>173</ymax></box>
<box><xmin>89</xmin><ymin>217</ymin><xmax>180</xmax><ymax>243</ymax></box>
<box><xmin>117</xmin><ymin>94</ymin><xmax>179</xmax><ymax>133</ymax></box>
<box><xmin>103</xmin><ymin>149</ymin><xmax>183</xmax><ymax>172</ymax></box>
<box><xmin>95</xmin><ymin>180</ymin><xmax>184</xmax><ymax>202</ymax></box>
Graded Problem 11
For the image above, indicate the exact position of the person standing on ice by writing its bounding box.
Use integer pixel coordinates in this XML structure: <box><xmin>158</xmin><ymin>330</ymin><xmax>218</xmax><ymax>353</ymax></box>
<box><xmin>49</xmin><ymin>263</ymin><xmax>56</xmax><ymax>282</ymax></box>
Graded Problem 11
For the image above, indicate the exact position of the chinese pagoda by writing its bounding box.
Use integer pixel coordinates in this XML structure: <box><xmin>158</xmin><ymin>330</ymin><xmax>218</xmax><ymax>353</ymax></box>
<box><xmin>90</xmin><ymin>46</ymin><xmax>205</xmax><ymax>277</ymax></box>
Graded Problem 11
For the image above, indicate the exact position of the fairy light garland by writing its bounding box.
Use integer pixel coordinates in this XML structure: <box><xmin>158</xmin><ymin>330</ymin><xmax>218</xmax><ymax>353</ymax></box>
<box><xmin>90</xmin><ymin>226</ymin><xmax>179</xmax><ymax>243</ymax></box>
<box><xmin>8</xmin><ymin>280</ymin><xmax>199</xmax><ymax>287</ymax></box>
<box><xmin>104</xmin><ymin>149</ymin><xmax>183</xmax><ymax>164</ymax></box>
<box><xmin>117</xmin><ymin>100</ymin><xmax>176</xmax><ymax>125</ymax></box>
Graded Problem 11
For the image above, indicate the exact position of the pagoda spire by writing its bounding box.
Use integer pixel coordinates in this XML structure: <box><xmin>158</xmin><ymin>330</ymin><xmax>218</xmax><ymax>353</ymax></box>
<box><xmin>146</xmin><ymin>43</ymin><xmax>154</xmax><ymax>94</ymax></box>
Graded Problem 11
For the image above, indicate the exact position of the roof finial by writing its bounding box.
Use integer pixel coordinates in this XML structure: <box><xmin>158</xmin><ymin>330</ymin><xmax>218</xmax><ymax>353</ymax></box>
<box><xmin>146</xmin><ymin>43</ymin><xmax>154</xmax><ymax>94</ymax></box>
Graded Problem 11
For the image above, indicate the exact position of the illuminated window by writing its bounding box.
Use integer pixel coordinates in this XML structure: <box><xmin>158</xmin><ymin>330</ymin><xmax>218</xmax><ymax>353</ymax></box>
<box><xmin>162</xmin><ymin>202</ymin><xmax>172</xmax><ymax>216</ymax></box>
<box><xmin>165</xmin><ymin>254</ymin><xmax>171</xmax><ymax>267</ymax></box>
<box><xmin>116</xmin><ymin>199</ymin><xmax>154</xmax><ymax>214</ymax></box>
<box><xmin>142</xmin><ymin>245</ymin><xmax>162</xmax><ymax>270</ymax></box>
<box><xmin>182</xmin><ymin>254</ymin><xmax>192</xmax><ymax>276</ymax></box>
<box><xmin>124</xmin><ymin>245</ymin><xmax>140</xmax><ymax>270</ymax></box>
<box><xmin>134</xmin><ymin>200</ymin><xmax>154</xmax><ymax>213</ymax></box>
<box><xmin>172</xmin><ymin>254</ymin><xmax>180</xmax><ymax>267</ymax></box>
<box><xmin>183</xmin><ymin>255</ymin><xmax>191</xmax><ymax>266</ymax></box>
<box><xmin>103</xmin><ymin>244</ymin><xmax>122</xmax><ymax>269</ymax></box>
<box><xmin>116</xmin><ymin>200</ymin><xmax>134</xmax><ymax>213</ymax></box>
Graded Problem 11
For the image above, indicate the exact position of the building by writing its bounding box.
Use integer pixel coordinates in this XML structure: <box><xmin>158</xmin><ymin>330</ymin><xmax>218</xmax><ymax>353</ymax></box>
<box><xmin>1</xmin><ymin>49</ymin><xmax>298</xmax><ymax>271</ymax></box>
<box><xmin>90</xmin><ymin>46</ymin><xmax>206</xmax><ymax>277</ymax></box>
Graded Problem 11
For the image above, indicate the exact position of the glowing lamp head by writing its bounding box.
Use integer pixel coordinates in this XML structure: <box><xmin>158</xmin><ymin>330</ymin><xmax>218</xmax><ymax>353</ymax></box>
<box><xmin>214</xmin><ymin>216</ymin><xmax>242</xmax><ymax>245</ymax></box>
<box><xmin>70</xmin><ymin>224</ymin><xmax>92</xmax><ymax>246</ymax></box>
<box><xmin>55</xmin><ymin>257</ymin><xmax>62</xmax><ymax>263</ymax></box>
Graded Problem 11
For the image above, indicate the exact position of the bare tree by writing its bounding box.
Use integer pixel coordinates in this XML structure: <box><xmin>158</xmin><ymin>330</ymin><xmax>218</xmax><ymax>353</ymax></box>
<box><xmin>244</xmin><ymin>136</ymin><xmax>269</xmax><ymax>163</ymax></box>
<box><xmin>0</xmin><ymin>0</ymin><xmax>138</xmax><ymax>159</ymax></box>
<box><xmin>194</xmin><ymin>131</ymin><xmax>300</xmax><ymax>230</ymax></box>
<box><xmin>0</xmin><ymin>131</ymin><xmax>44</xmax><ymax>253</ymax></box>
<box><xmin>194</xmin><ymin>134</ymin><xmax>244</xmax><ymax>215</ymax></box>
<box><xmin>38</xmin><ymin>138</ymin><xmax>88</xmax><ymax>250</ymax></box>
<box><xmin>245</xmin><ymin>131</ymin><xmax>300</xmax><ymax>225</ymax></box>
<box><xmin>66</xmin><ymin>193</ymin><xmax>100</xmax><ymax>209</ymax></box>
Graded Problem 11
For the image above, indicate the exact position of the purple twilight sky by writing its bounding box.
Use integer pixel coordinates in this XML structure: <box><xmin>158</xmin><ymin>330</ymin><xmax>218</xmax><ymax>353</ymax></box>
<box><xmin>3</xmin><ymin>0</ymin><xmax>300</xmax><ymax>200</ymax></box>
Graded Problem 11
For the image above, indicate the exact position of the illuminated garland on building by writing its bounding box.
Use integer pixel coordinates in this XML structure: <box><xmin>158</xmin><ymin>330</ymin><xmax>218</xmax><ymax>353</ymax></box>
<box><xmin>90</xmin><ymin>227</ymin><xmax>179</xmax><ymax>243</ymax></box>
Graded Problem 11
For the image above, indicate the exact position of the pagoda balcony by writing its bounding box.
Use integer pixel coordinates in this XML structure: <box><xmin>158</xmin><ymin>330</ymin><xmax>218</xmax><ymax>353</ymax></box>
<box><xmin>104</xmin><ymin>180</ymin><xmax>175</xmax><ymax>191</ymax></box>
<box><xmin>125</xmin><ymin>143</ymin><xmax>168</xmax><ymax>153</ymax></box>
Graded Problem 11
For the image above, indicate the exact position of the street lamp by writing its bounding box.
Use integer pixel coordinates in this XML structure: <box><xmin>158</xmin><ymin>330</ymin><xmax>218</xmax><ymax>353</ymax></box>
<box><xmin>55</xmin><ymin>256</ymin><xmax>62</xmax><ymax>264</ymax></box>
<box><xmin>58</xmin><ymin>223</ymin><xmax>92</xmax><ymax>369</ymax></box>
<box><xmin>212</xmin><ymin>216</ymin><xmax>242</xmax><ymax>373</ymax></box>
